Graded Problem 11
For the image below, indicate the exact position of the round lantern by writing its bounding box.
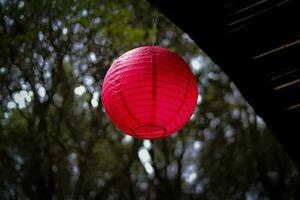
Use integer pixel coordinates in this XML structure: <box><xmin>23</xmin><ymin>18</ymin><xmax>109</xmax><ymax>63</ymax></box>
<box><xmin>102</xmin><ymin>46</ymin><xmax>198</xmax><ymax>139</ymax></box>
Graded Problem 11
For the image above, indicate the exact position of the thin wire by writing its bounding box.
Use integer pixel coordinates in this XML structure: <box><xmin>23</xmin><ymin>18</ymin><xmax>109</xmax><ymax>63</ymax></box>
<box><xmin>152</xmin><ymin>8</ymin><xmax>158</xmax><ymax>46</ymax></box>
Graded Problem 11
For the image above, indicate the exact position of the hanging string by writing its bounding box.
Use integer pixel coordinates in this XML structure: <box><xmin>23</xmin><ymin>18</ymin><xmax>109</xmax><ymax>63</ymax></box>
<box><xmin>152</xmin><ymin>8</ymin><xmax>158</xmax><ymax>46</ymax></box>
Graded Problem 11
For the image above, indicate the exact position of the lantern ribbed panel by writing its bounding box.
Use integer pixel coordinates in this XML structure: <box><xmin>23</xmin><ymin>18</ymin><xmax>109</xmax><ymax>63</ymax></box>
<box><xmin>102</xmin><ymin>46</ymin><xmax>198</xmax><ymax>139</ymax></box>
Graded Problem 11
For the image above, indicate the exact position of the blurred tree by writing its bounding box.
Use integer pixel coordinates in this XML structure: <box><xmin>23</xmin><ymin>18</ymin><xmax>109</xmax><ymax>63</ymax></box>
<box><xmin>0</xmin><ymin>0</ymin><xmax>299</xmax><ymax>199</ymax></box>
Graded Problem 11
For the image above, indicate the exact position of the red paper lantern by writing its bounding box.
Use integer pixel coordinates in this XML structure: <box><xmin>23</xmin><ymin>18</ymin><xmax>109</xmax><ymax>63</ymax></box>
<box><xmin>102</xmin><ymin>46</ymin><xmax>198</xmax><ymax>139</ymax></box>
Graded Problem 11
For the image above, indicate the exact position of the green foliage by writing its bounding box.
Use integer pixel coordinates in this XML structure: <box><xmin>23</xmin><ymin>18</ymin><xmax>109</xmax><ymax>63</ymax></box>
<box><xmin>0</xmin><ymin>0</ymin><xmax>299</xmax><ymax>199</ymax></box>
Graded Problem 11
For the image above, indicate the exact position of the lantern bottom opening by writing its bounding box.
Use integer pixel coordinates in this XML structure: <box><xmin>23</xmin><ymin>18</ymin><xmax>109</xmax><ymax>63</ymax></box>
<box><xmin>134</xmin><ymin>124</ymin><xmax>167</xmax><ymax>139</ymax></box>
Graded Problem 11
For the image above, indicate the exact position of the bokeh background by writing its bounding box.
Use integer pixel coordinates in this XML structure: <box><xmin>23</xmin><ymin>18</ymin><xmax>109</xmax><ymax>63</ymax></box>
<box><xmin>1</xmin><ymin>0</ymin><xmax>300</xmax><ymax>199</ymax></box>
